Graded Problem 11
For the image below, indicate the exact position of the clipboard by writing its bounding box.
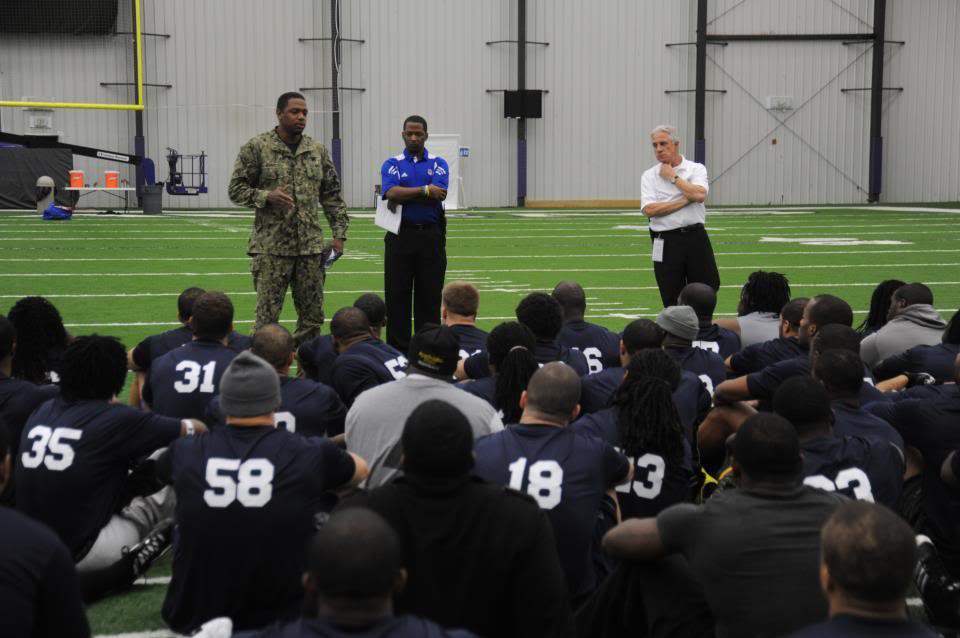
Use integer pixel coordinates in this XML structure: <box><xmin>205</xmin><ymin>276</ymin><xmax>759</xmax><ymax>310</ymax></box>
<box><xmin>375</xmin><ymin>198</ymin><xmax>402</xmax><ymax>234</ymax></box>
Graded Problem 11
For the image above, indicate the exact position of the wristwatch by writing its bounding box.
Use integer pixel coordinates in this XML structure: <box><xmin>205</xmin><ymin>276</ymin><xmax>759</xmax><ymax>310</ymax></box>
<box><xmin>671</xmin><ymin>175</ymin><xmax>680</xmax><ymax>184</ymax></box>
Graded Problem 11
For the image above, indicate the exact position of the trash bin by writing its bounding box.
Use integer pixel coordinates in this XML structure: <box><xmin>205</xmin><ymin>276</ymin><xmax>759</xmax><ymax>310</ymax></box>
<box><xmin>142</xmin><ymin>184</ymin><xmax>163</xmax><ymax>215</ymax></box>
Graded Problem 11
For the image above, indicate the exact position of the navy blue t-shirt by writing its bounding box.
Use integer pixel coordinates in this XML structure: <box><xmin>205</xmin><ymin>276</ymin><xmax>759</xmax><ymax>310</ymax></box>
<box><xmin>747</xmin><ymin>356</ymin><xmax>880</xmax><ymax>404</ymax></box>
<box><xmin>0</xmin><ymin>506</ymin><xmax>89</xmax><ymax>638</ymax></box>
<box><xmin>473</xmin><ymin>424</ymin><xmax>629</xmax><ymax>599</ymax></box>
<box><xmin>331</xmin><ymin>338</ymin><xmax>407</xmax><ymax>407</ymax></box>
<box><xmin>693</xmin><ymin>323</ymin><xmax>741</xmax><ymax>361</ymax></box>
<box><xmin>458</xmin><ymin>377</ymin><xmax>497</xmax><ymax>409</ymax></box>
<box><xmin>665</xmin><ymin>345</ymin><xmax>725</xmax><ymax>394</ymax></box>
<box><xmin>786</xmin><ymin>613</ymin><xmax>938</xmax><ymax>638</ymax></box>
<box><xmin>450</xmin><ymin>324</ymin><xmax>488</xmax><ymax>361</ymax></box>
<box><xmin>297</xmin><ymin>334</ymin><xmax>338</xmax><ymax>386</ymax></box>
<box><xmin>157</xmin><ymin>425</ymin><xmax>357</xmax><ymax>634</ymax></box>
<box><xmin>15</xmin><ymin>398</ymin><xmax>182</xmax><ymax>560</ymax></box>
<box><xmin>206</xmin><ymin>376</ymin><xmax>346</xmax><ymax>437</ymax></box>
<box><xmin>867</xmin><ymin>387</ymin><xmax>960</xmax><ymax>568</ymax></box>
<box><xmin>728</xmin><ymin>336</ymin><xmax>806</xmax><ymax>376</ymax></box>
<box><xmin>131</xmin><ymin>325</ymin><xmax>250</xmax><ymax>370</ymax></box>
<box><xmin>233</xmin><ymin>615</ymin><xmax>478</xmax><ymax>638</ymax></box>
<box><xmin>0</xmin><ymin>373</ymin><xmax>60</xmax><ymax>458</ymax></box>
<box><xmin>572</xmin><ymin>407</ymin><xmax>693</xmax><ymax>519</ymax></box>
<box><xmin>557</xmin><ymin>320</ymin><xmax>621</xmax><ymax>373</ymax></box>
<box><xmin>872</xmin><ymin>342</ymin><xmax>960</xmax><ymax>383</ymax></box>
<box><xmin>143</xmin><ymin>340</ymin><xmax>240</xmax><ymax>419</ymax></box>
<box><xmin>462</xmin><ymin>339</ymin><xmax>591</xmax><ymax>380</ymax></box>
<box><xmin>579</xmin><ymin>367</ymin><xmax>710</xmax><ymax>446</ymax></box>
<box><xmin>800</xmin><ymin>435</ymin><xmax>904</xmax><ymax>508</ymax></box>
<box><xmin>831</xmin><ymin>398</ymin><xmax>903</xmax><ymax>450</ymax></box>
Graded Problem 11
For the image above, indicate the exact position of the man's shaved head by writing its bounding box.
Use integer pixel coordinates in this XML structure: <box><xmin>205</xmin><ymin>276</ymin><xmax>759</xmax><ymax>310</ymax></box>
<box><xmin>678</xmin><ymin>283</ymin><xmax>717</xmax><ymax>321</ymax></box>
<box><xmin>551</xmin><ymin>281</ymin><xmax>587</xmax><ymax>321</ymax></box>
<box><xmin>524</xmin><ymin>362</ymin><xmax>581</xmax><ymax>422</ymax></box>
<box><xmin>251</xmin><ymin>324</ymin><xmax>294</xmax><ymax>370</ymax></box>
<box><xmin>330</xmin><ymin>307</ymin><xmax>371</xmax><ymax>341</ymax></box>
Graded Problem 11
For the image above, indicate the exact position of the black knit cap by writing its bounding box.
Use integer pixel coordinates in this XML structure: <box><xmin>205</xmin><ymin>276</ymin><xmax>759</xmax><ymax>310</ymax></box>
<box><xmin>407</xmin><ymin>323</ymin><xmax>460</xmax><ymax>379</ymax></box>
<box><xmin>401</xmin><ymin>399</ymin><xmax>474</xmax><ymax>477</ymax></box>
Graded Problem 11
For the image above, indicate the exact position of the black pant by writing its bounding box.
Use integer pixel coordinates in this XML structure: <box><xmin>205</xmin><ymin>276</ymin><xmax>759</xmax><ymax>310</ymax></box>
<box><xmin>574</xmin><ymin>558</ymin><xmax>714</xmax><ymax>638</ymax></box>
<box><xmin>384</xmin><ymin>224</ymin><xmax>446</xmax><ymax>352</ymax></box>
<box><xmin>650</xmin><ymin>224</ymin><xmax>720</xmax><ymax>308</ymax></box>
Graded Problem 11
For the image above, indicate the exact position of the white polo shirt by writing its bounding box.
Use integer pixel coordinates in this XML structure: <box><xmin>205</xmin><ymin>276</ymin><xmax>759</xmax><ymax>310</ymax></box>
<box><xmin>640</xmin><ymin>155</ymin><xmax>710</xmax><ymax>232</ymax></box>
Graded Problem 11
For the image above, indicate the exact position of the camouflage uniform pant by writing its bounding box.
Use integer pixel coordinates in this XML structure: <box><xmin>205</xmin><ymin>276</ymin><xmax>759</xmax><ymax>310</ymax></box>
<box><xmin>251</xmin><ymin>253</ymin><xmax>326</xmax><ymax>344</ymax></box>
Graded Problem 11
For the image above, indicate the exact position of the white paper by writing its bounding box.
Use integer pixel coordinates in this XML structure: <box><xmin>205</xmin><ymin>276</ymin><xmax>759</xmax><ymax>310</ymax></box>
<box><xmin>652</xmin><ymin>238</ymin><xmax>665</xmax><ymax>263</ymax></box>
<box><xmin>375</xmin><ymin>198</ymin><xmax>402</xmax><ymax>235</ymax></box>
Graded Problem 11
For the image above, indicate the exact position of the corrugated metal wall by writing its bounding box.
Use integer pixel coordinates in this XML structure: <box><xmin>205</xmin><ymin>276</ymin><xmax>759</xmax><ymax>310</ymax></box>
<box><xmin>1</xmin><ymin>0</ymin><xmax>958</xmax><ymax>208</ymax></box>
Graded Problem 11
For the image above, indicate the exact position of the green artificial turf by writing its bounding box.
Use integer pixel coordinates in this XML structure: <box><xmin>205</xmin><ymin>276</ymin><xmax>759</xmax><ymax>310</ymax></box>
<box><xmin>1</xmin><ymin>205</ymin><xmax>957</xmax><ymax>636</ymax></box>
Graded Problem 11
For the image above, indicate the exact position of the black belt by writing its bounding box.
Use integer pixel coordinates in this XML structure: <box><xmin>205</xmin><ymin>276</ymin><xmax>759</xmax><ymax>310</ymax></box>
<box><xmin>400</xmin><ymin>221</ymin><xmax>438</xmax><ymax>230</ymax></box>
<box><xmin>651</xmin><ymin>223</ymin><xmax>704</xmax><ymax>237</ymax></box>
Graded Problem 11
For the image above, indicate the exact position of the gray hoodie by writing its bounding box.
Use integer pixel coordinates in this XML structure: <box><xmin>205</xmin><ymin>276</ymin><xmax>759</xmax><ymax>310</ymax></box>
<box><xmin>860</xmin><ymin>304</ymin><xmax>947</xmax><ymax>368</ymax></box>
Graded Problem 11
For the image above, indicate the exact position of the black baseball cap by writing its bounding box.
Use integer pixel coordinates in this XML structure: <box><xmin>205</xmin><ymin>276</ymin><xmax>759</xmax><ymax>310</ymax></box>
<box><xmin>407</xmin><ymin>324</ymin><xmax>460</xmax><ymax>379</ymax></box>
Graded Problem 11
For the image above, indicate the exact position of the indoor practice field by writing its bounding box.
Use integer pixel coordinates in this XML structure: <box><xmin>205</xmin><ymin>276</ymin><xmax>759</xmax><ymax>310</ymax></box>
<box><xmin>1</xmin><ymin>204</ymin><xmax>960</xmax><ymax>637</ymax></box>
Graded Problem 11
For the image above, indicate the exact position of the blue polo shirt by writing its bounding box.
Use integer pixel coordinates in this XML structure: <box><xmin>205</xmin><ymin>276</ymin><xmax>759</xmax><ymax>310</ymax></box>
<box><xmin>381</xmin><ymin>148</ymin><xmax>449</xmax><ymax>225</ymax></box>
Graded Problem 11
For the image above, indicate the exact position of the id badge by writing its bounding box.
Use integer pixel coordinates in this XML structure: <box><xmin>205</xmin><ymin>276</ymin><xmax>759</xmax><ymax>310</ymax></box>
<box><xmin>652</xmin><ymin>238</ymin><xmax>665</xmax><ymax>263</ymax></box>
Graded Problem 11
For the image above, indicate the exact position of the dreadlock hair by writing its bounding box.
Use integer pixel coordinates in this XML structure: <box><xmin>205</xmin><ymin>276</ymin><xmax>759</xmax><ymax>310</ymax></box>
<box><xmin>7</xmin><ymin>296</ymin><xmax>69</xmax><ymax>384</ymax></box>
<box><xmin>487</xmin><ymin>321</ymin><xmax>538</xmax><ymax>423</ymax></box>
<box><xmin>613</xmin><ymin>349</ymin><xmax>685</xmax><ymax>462</ymax></box>
<box><xmin>856</xmin><ymin>279</ymin><xmax>905</xmax><ymax>335</ymax></box>
<box><xmin>59</xmin><ymin>335</ymin><xmax>128</xmax><ymax>402</ymax></box>
<box><xmin>738</xmin><ymin>271</ymin><xmax>791</xmax><ymax>315</ymax></box>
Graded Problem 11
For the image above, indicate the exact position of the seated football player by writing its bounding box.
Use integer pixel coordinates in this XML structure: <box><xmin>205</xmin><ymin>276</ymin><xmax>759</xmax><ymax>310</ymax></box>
<box><xmin>726</xmin><ymin>297</ymin><xmax>809</xmax><ymax>375</ymax></box>
<box><xmin>867</xmin><ymin>352</ymin><xmax>960</xmax><ymax>579</ymax></box>
<box><xmin>442</xmin><ymin>281</ymin><xmax>489</xmax><ymax>361</ymax></box>
<box><xmin>346</xmin><ymin>325</ymin><xmax>502</xmax><ymax>489</ymax></box>
<box><xmin>206</xmin><ymin>324</ymin><xmax>346</xmax><ymax>436</ymax></box>
<box><xmin>157</xmin><ymin>351</ymin><xmax>368</xmax><ymax>634</ymax></box>
<box><xmin>142</xmin><ymin>291</ymin><xmax>241</xmax><ymax>419</ymax></box>
<box><xmin>656</xmin><ymin>305</ymin><xmax>725</xmax><ymax>393</ymax></box>
<box><xmin>861</xmin><ymin>283</ymin><xmax>947</xmax><ymax>369</ymax></box>
<box><xmin>127</xmin><ymin>287</ymin><xmax>251</xmax><ymax>406</ymax></box>
<box><xmin>473</xmin><ymin>363</ymin><xmax>632</xmax><ymax>602</ymax></box>
<box><xmin>231</xmin><ymin>508</ymin><xmax>478</xmax><ymax>638</ymax></box>
<box><xmin>457</xmin><ymin>321</ymin><xmax>539</xmax><ymax>423</ymax></box>
<box><xmin>329</xmin><ymin>307</ymin><xmax>407</xmax><ymax>408</ymax></box>
<box><xmin>14</xmin><ymin>335</ymin><xmax>204</xmax><ymax>577</ymax></box>
<box><xmin>678</xmin><ymin>282</ymin><xmax>741</xmax><ymax>360</ymax></box>
<box><xmin>713</xmin><ymin>270</ymin><xmax>791</xmax><ymax>347</ymax></box>
<box><xmin>0</xmin><ymin>421</ymin><xmax>90</xmax><ymax>638</ymax></box>
<box><xmin>786</xmin><ymin>502</ymin><xmax>940</xmax><ymax>638</ymax></box>
<box><xmin>873</xmin><ymin>307</ymin><xmax>960</xmax><ymax>386</ymax></box>
<box><xmin>579</xmin><ymin>319</ymin><xmax>710</xmax><ymax>436</ymax></box>
<box><xmin>341</xmin><ymin>400</ymin><xmax>575</xmax><ymax>638</ymax></box>
<box><xmin>7</xmin><ymin>295</ymin><xmax>72</xmax><ymax>385</ymax></box>
<box><xmin>601</xmin><ymin>413</ymin><xmax>845</xmax><ymax>638</ymax></box>
<box><xmin>298</xmin><ymin>292</ymin><xmax>387</xmax><ymax>386</ymax></box>
<box><xmin>572</xmin><ymin>349</ymin><xmax>695</xmax><ymax>520</ymax></box>
<box><xmin>713</xmin><ymin>295</ymin><xmax>856</xmax><ymax>408</ymax></box>
<box><xmin>813</xmin><ymin>349</ymin><xmax>902</xmax><ymax>448</ymax></box>
<box><xmin>553</xmin><ymin>281</ymin><xmax>621</xmax><ymax>372</ymax></box>
<box><xmin>773</xmin><ymin>377</ymin><xmax>904</xmax><ymax>508</ymax></box>
<box><xmin>0</xmin><ymin>315</ymin><xmax>60</xmax><ymax>503</ymax></box>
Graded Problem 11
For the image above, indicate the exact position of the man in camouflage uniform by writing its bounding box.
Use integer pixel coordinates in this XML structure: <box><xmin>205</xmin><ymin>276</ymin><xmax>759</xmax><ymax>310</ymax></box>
<box><xmin>228</xmin><ymin>91</ymin><xmax>349</xmax><ymax>344</ymax></box>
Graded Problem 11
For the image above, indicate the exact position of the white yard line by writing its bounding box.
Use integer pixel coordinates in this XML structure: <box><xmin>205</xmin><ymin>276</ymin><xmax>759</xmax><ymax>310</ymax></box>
<box><xmin>3</xmin><ymin>263</ymin><xmax>958</xmax><ymax>278</ymax></box>
<box><xmin>3</xmin><ymin>248</ymin><xmax>960</xmax><ymax>263</ymax></box>
<box><xmin>94</xmin><ymin>631</ymin><xmax>180</xmax><ymax>638</ymax></box>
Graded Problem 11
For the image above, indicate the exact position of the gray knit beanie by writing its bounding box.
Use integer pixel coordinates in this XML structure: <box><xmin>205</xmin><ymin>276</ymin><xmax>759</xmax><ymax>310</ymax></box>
<box><xmin>656</xmin><ymin>305</ymin><xmax>700</xmax><ymax>341</ymax></box>
<box><xmin>219</xmin><ymin>351</ymin><xmax>282</xmax><ymax>418</ymax></box>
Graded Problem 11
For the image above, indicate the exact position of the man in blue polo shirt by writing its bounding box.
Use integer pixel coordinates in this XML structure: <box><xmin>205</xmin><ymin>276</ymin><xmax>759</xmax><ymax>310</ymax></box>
<box><xmin>380</xmin><ymin>115</ymin><xmax>450</xmax><ymax>353</ymax></box>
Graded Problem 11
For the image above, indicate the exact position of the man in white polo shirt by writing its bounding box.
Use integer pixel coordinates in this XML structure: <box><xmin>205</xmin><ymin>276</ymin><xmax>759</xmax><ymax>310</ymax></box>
<box><xmin>640</xmin><ymin>125</ymin><xmax>720</xmax><ymax>308</ymax></box>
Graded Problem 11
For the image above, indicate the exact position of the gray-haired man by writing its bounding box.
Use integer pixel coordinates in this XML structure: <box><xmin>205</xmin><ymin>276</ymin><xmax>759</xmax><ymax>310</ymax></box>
<box><xmin>640</xmin><ymin>125</ymin><xmax>720</xmax><ymax>308</ymax></box>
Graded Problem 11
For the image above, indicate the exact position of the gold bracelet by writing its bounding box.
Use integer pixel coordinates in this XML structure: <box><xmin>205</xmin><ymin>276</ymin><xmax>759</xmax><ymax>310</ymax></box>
<box><xmin>422</xmin><ymin>185</ymin><xmax>429</xmax><ymax>196</ymax></box>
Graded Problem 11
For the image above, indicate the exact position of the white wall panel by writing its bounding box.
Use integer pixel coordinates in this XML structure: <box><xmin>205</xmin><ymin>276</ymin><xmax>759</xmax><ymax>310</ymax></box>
<box><xmin>1</xmin><ymin>0</ymin><xmax>958</xmax><ymax>208</ymax></box>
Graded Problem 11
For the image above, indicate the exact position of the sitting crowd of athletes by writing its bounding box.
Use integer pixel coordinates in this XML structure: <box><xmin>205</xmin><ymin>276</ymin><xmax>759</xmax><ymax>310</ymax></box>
<box><xmin>2</xmin><ymin>272</ymin><xmax>959</xmax><ymax>637</ymax></box>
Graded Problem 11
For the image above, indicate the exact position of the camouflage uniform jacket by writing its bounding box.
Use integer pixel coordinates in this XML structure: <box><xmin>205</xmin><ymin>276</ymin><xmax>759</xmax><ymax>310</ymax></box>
<box><xmin>228</xmin><ymin>129</ymin><xmax>349</xmax><ymax>256</ymax></box>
